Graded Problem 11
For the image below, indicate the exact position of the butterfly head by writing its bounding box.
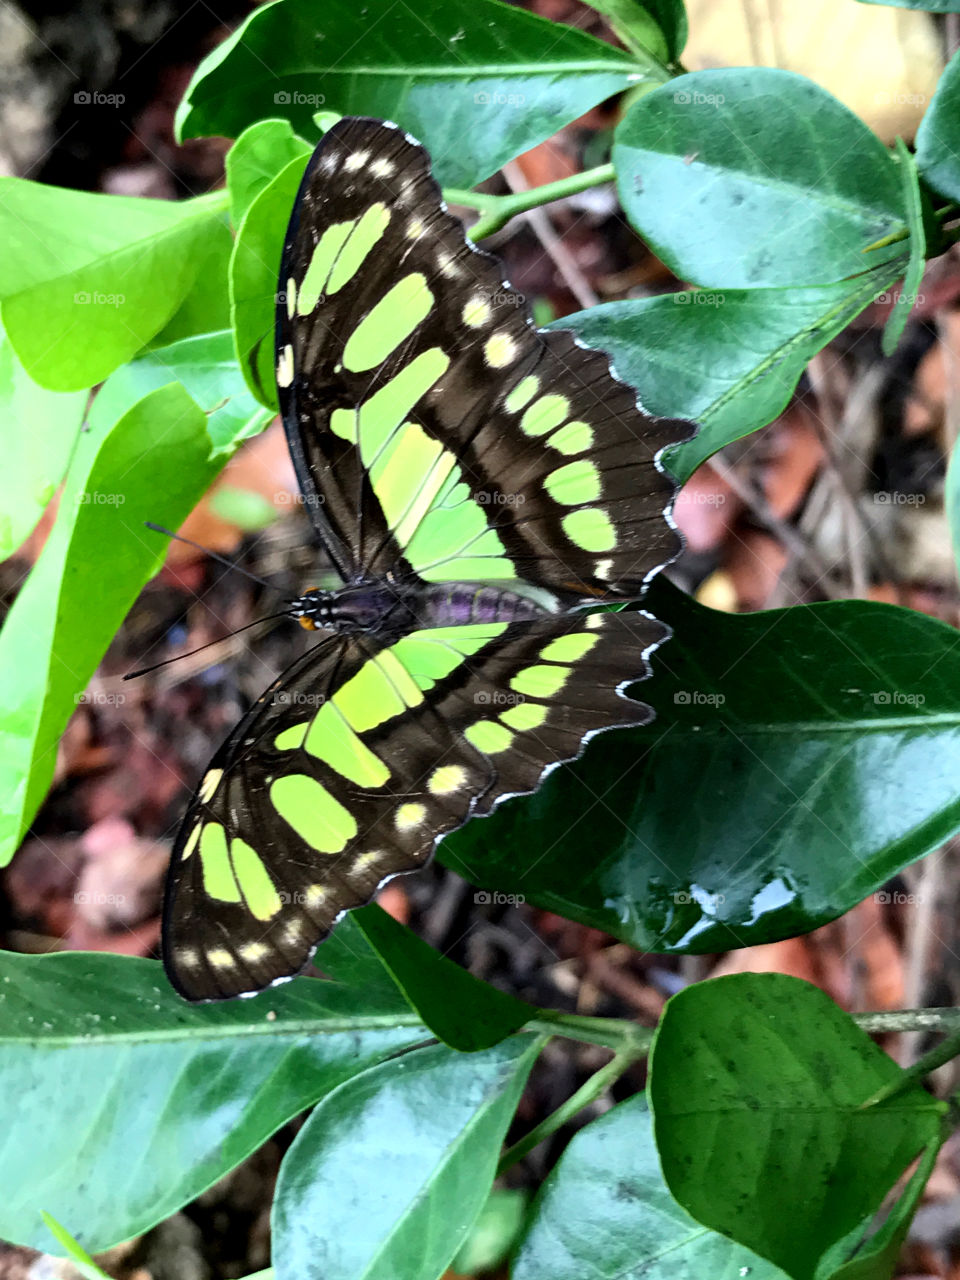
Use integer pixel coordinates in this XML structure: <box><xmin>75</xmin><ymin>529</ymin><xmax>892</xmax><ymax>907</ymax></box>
<box><xmin>287</xmin><ymin>583</ymin><xmax>413</xmax><ymax>635</ymax></box>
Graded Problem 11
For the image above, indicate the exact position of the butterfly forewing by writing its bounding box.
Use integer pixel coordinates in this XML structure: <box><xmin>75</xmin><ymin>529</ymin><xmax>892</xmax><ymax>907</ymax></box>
<box><xmin>276</xmin><ymin>116</ymin><xmax>689</xmax><ymax>601</ymax></box>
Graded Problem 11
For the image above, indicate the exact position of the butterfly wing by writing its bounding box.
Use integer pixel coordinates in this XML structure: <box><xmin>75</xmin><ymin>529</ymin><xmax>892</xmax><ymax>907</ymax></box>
<box><xmin>163</xmin><ymin>609</ymin><xmax>663</xmax><ymax>1000</ymax></box>
<box><xmin>276</xmin><ymin>116</ymin><xmax>691</xmax><ymax>602</ymax></box>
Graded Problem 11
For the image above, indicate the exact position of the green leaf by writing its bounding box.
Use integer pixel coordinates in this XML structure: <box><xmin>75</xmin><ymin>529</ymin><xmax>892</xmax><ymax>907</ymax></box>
<box><xmin>92</xmin><ymin>329</ymin><xmax>273</xmax><ymax>456</ymax></box>
<box><xmin>614</xmin><ymin>67</ymin><xmax>907</xmax><ymax>287</ymax></box>
<box><xmin>272</xmin><ymin>1035</ymin><xmax>542</xmax><ymax>1280</ymax></box>
<box><xmin>824</xmin><ymin>1135</ymin><xmax>941</xmax><ymax>1280</ymax></box>
<box><xmin>0</xmin><ymin>327</ymin><xmax>86</xmax><ymax>559</ymax></box>
<box><xmin>0</xmin><ymin>384</ymin><xmax>221</xmax><ymax>865</ymax></box>
<box><xmin>441</xmin><ymin>579</ymin><xmax>960</xmax><ymax>954</ymax></box>
<box><xmin>231</xmin><ymin>154</ymin><xmax>308</xmax><ymax>411</ymax></box>
<box><xmin>175</xmin><ymin>0</ymin><xmax>663</xmax><ymax>189</ymax></box>
<box><xmin>514</xmin><ymin>1094</ymin><xmax>787</xmax><ymax>1280</ymax></box>
<box><xmin>0</xmin><ymin>951</ymin><xmax>424</xmax><ymax>1252</ymax></box>
<box><xmin>146</xmin><ymin>221</ymin><xmax>233</xmax><ymax>349</ymax></box>
<box><xmin>881</xmin><ymin>140</ymin><xmax>926</xmax><ymax>357</ymax></box>
<box><xmin>209</xmin><ymin>484</ymin><xmax>279</xmax><ymax>530</ymax></box>
<box><xmin>649</xmin><ymin>974</ymin><xmax>944</xmax><ymax>1279</ymax></box>
<box><xmin>41</xmin><ymin>1214</ymin><xmax>113</xmax><ymax>1280</ymax></box>
<box><xmin>578</xmin><ymin>0</ymin><xmax>677</xmax><ymax>65</ymax></box>
<box><xmin>552</xmin><ymin>260</ymin><xmax>905</xmax><ymax>482</ymax></box>
<box><xmin>352</xmin><ymin>903</ymin><xmax>534</xmax><ymax>1052</ymax></box>
<box><xmin>226</xmin><ymin>118</ymin><xmax>312</xmax><ymax>230</ymax></box>
<box><xmin>453</xmin><ymin>1187</ymin><xmax>528</xmax><ymax>1276</ymax></box>
<box><xmin>0</xmin><ymin>180</ymin><xmax>230</xmax><ymax>390</ymax></box>
<box><xmin>916</xmin><ymin>46</ymin><xmax>960</xmax><ymax>202</ymax></box>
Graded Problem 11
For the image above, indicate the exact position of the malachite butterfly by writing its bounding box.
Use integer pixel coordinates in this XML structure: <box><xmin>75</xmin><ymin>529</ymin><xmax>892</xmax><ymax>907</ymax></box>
<box><xmin>162</xmin><ymin>116</ymin><xmax>693</xmax><ymax>1001</ymax></box>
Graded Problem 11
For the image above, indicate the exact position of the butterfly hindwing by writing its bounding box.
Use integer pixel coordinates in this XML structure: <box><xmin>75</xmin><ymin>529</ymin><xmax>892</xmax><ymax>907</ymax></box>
<box><xmin>276</xmin><ymin>117</ymin><xmax>689</xmax><ymax>601</ymax></box>
<box><xmin>163</xmin><ymin>610</ymin><xmax>663</xmax><ymax>1000</ymax></box>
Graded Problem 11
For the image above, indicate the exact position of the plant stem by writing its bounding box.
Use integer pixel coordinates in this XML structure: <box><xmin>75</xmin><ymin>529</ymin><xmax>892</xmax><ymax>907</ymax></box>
<box><xmin>853</xmin><ymin>1008</ymin><xmax>960</xmax><ymax>1034</ymax></box>
<box><xmin>526</xmin><ymin>1008</ymin><xmax>653</xmax><ymax>1053</ymax></box>
<box><xmin>496</xmin><ymin>1043</ymin><xmax>645</xmax><ymax>1176</ymax></box>
<box><xmin>443</xmin><ymin>163</ymin><xmax>616</xmax><ymax>241</ymax></box>
<box><xmin>860</xmin><ymin>1025</ymin><xmax>960</xmax><ymax>1109</ymax></box>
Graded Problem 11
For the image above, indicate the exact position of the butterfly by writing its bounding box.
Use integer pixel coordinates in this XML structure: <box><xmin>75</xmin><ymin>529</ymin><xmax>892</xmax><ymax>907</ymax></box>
<box><xmin>162</xmin><ymin>116</ymin><xmax>692</xmax><ymax>1001</ymax></box>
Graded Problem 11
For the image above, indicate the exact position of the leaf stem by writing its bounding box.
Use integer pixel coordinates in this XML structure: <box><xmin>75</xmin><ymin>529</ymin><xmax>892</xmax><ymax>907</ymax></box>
<box><xmin>496</xmin><ymin>1042</ymin><xmax>645</xmax><ymax>1175</ymax></box>
<box><xmin>861</xmin><ymin>1024</ymin><xmax>960</xmax><ymax>1109</ymax></box>
<box><xmin>526</xmin><ymin>1008</ymin><xmax>653</xmax><ymax>1053</ymax></box>
<box><xmin>443</xmin><ymin>163</ymin><xmax>616</xmax><ymax>241</ymax></box>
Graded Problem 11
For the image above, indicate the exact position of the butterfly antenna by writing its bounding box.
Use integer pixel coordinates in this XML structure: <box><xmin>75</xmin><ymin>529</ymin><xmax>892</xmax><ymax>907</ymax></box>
<box><xmin>144</xmin><ymin>522</ymin><xmax>276</xmax><ymax>590</ymax></box>
<box><xmin>123</xmin><ymin>612</ymin><xmax>291</xmax><ymax>681</ymax></box>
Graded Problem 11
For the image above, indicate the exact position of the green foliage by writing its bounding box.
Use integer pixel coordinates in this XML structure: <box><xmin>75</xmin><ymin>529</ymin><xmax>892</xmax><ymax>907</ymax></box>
<box><xmin>3</xmin><ymin>0</ymin><xmax>960</xmax><ymax>1276</ymax></box>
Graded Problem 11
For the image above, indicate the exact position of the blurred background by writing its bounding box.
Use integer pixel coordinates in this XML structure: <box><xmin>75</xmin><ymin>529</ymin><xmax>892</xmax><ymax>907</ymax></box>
<box><xmin>3</xmin><ymin>1</ymin><xmax>960</xmax><ymax>1276</ymax></box>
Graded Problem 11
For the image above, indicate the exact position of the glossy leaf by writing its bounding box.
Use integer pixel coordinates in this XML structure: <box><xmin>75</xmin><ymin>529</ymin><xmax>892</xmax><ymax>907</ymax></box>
<box><xmin>441</xmin><ymin>580</ymin><xmax>960</xmax><ymax>953</ymax></box>
<box><xmin>649</xmin><ymin>974</ymin><xmax>944</xmax><ymax>1279</ymax></box>
<box><xmin>231</xmin><ymin>154</ymin><xmax>308</xmax><ymax>411</ymax></box>
<box><xmin>514</xmin><ymin>1094</ymin><xmax>786</xmax><ymax>1280</ymax></box>
<box><xmin>175</xmin><ymin>0</ymin><xmax>659</xmax><ymax>189</ymax></box>
<box><xmin>273</xmin><ymin>1035</ymin><xmax>543</xmax><ymax>1280</ymax></box>
<box><xmin>614</xmin><ymin>68</ymin><xmax>906</xmax><ymax>287</ymax></box>
<box><xmin>916</xmin><ymin>47</ymin><xmax>960</xmax><ymax>202</ymax></box>
<box><xmin>92</xmin><ymin>329</ymin><xmax>273</xmax><ymax>456</ymax></box>
<box><xmin>226</xmin><ymin>118</ymin><xmax>312</xmax><ymax>230</ymax></box>
<box><xmin>881</xmin><ymin>141</ymin><xmax>926</xmax><ymax>357</ymax></box>
<box><xmin>826</xmin><ymin>1136</ymin><xmax>941</xmax><ymax>1280</ymax></box>
<box><xmin>0</xmin><ymin>385</ymin><xmax>220</xmax><ymax>865</ymax></box>
<box><xmin>578</xmin><ymin>0</ymin><xmax>681</xmax><ymax>65</ymax></box>
<box><xmin>0</xmin><ymin>328</ymin><xmax>86</xmax><ymax>559</ymax></box>
<box><xmin>0</xmin><ymin>180</ymin><xmax>229</xmax><ymax>390</ymax></box>
<box><xmin>353</xmin><ymin>903</ymin><xmax>534</xmax><ymax>1052</ymax></box>
<box><xmin>452</xmin><ymin>1188</ymin><xmax>528</xmax><ymax>1276</ymax></box>
<box><xmin>0</xmin><ymin>951</ymin><xmax>424</xmax><ymax>1252</ymax></box>
<box><xmin>553</xmin><ymin>260</ymin><xmax>905</xmax><ymax>482</ymax></box>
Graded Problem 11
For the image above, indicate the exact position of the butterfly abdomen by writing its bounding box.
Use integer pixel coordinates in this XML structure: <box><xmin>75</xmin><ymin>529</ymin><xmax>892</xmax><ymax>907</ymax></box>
<box><xmin>418</xmin><ymin>582</ymin><xmax>553</xmax><ymax>627</ymax></box>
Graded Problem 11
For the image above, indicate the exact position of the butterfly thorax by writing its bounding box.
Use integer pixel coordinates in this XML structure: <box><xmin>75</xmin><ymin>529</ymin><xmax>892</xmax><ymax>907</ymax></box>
<box><xmin>289</xmin><ymin>580</ymin><xmax>555</xmax><ymax>636</ymax></box>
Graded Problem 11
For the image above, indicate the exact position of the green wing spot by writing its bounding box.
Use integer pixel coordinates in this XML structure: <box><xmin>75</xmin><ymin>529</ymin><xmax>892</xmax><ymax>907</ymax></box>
<box><xmin>275</xmin><ymin>721</ymin><xmax>309</xmax><ymax>750</ymax></box>
<box><xmin>541</xmin><ymin>633</ymin><xmax>599</xmax><ymax>662</ymax></box>
<box><xmin>199</xmin><ymin>823</ymin><xmax>242</xmax><ymax>904</ymax></box>
<box><xmin>271</xmin><ymin>774</ymin><xmax>358</xmax><ymax>852</ymax></box>
<box><xmin>545</xmin><ymin>459</ymin><xmax>601</xmax><ymax>505</ymax></box>
<box><xmin>334</xmin><ymin>659</ymin><xmax>406</xmax><ymax>731</ymax></box>
<box><xmin>298</xmin><ymin>203</ymin><xmax>390</xmax><ymax>313</ymax></box>
<box><xmin>298</xmin><ymin>221</ymin><xmax>353</xmax><ymax>313</ymax></box>
<box><xmin>501</xmin><ymin>702</ymin><xmax>549</xmax><ymax>730</ymax></box>
<box><xmin>521</xmin><ymin>395</ymin><xmax>569</xmax><ymax>437</ymax></box>
<box><xmin>376</xmin><ymin>649</ymin><xmax>425</xmax><ymax>709</ymax></box>
<box><xmin>391</xmin><ymin>622</ymin><xmax>504</xmax><ymax>689</ymax></box>
<box><xmin>505</xmin><ymin>375</ymin><xmax>539</xmax><ymax>413</ymax></box>
<box><xmin>465</xmin><ymin>721</ymin><xmax>513</xmax><ymax>754</ymax></box>
<box><xmin>562</xmin><ymin>508</ymin><xmax>617</xmax><ymax>552</ymax></box>
<box><xmin>343</xmin><ymin>273</ymin><xmax>433</xmax><ymax>372</ymax></box>
<box><xmin>511</xmin><ymin>664</ymin><xmax>570</xmax><ymax>698</ymax></box>
<box><xmin>370</xmin><ymin>422</ymin><xmax>454</xmax><ymax>542</ymax></box>
<box><xmin>549</xmin><ymin>420</ymin><xmax>593</xmax><ymax>455</ymax></box>
<box><xmin>231</xmin><ymin>837</ymin><xmax>283</xmax><ymax>920</ymax></box>
<box><xmin>330</xmin><ymin>349</ymin><xmax>450</xmax><ymax>451</ymax></box>
<box><xmin>305</xmin><ymin>703</ymin><xmax>391</xmax><ymax>787</ymax></box>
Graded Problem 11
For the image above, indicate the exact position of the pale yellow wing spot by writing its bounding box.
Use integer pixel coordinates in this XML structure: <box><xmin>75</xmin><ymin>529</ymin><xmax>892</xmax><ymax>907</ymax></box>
<box><xmin>396</xmin><ymin>802</ymin><xmax>427</xmax><ymax>831</ymax></box>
